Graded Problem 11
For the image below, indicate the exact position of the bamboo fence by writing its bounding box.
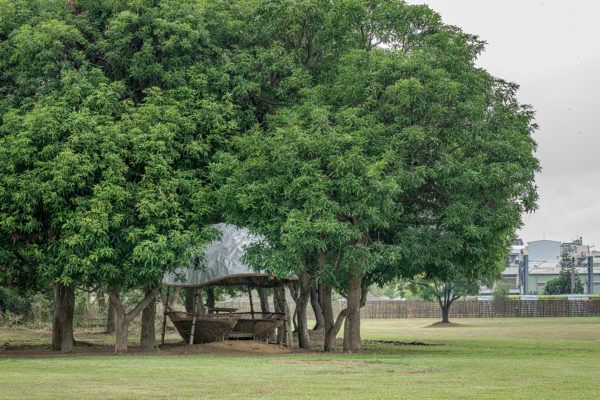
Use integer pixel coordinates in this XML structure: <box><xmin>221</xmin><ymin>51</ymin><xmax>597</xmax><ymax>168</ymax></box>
<box><xmin>218</xmin><ymin>299</ymin><xmax>600</xmax><ymax>319</ymax></box>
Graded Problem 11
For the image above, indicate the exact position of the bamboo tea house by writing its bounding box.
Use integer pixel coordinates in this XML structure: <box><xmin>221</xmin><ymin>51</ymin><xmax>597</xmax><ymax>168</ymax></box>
<box><xmin>161</xmin><ymin>224</ymin><xmax>295</xmax><ymax>346</ymax></box>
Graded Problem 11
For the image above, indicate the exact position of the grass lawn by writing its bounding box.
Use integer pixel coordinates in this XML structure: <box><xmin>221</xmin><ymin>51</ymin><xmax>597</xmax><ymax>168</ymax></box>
<box><xmin>1</xmin><ymin>318</ymin><xmax>599</xmax><ymax>399</ymax></box>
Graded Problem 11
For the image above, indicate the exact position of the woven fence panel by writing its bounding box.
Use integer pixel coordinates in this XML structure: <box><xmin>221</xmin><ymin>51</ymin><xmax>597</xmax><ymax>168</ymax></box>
<box><xmin>218</xmin><ymin>299</ymin><xmax>600</xmax><ymax>318</ymax></box>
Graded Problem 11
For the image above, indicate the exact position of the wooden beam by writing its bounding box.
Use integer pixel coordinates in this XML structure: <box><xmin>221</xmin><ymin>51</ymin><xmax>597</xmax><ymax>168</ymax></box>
<box><xmin>161</xmin><ymin>286</ymin><xmax>170</xmax><ymax>345</ymax></box>
<box><xmin>189</xmin><ymin>288</ymin><xmax>200</xmax><ymax>345</ymax></box>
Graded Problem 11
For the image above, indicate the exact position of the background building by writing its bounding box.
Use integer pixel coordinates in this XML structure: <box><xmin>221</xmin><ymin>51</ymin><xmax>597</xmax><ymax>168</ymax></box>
<box><xmin>525</xmin><ymin>237</ymin><xmax>599</xmax><ymax>295</ymax></box>
<box><xmin>482</xmin><ymin>237</ymin><xmax>600</xmax><ymax>295</ymax></box>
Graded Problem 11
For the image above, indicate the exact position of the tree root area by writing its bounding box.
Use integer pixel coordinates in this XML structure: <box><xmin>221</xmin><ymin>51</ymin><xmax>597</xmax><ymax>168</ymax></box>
<box><xmin>364</xmin><ymin>340</ymin><xmax>444</xmax><ymax>346</ymax></box>
<box><xmin>425</xmin><ymin>322</ymin><xmax>470</xmax><ymax>328</ymax></box>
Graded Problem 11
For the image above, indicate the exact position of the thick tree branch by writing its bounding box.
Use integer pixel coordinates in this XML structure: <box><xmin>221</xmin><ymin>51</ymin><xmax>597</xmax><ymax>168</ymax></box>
<box><xmin>126</xmin><ymin>286</ymin><xmax>159</xmax><ymax>322</ymax></box>
<box><xmin>250</xmin><ymin>92</ymin><xmax>287</xmax><ymax>107</ymax></box>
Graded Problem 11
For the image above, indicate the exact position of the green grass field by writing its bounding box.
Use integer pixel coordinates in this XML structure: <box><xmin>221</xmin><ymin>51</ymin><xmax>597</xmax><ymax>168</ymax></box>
<box><xmin>1</xmin><ymin>318</ymin><xmax>599</xmax><ymax>399</ymax></box>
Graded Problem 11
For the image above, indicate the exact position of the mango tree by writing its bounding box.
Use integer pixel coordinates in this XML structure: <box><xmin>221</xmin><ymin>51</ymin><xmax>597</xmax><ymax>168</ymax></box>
<box><xmin>212</xmin><ymin>0</ymin><xmax>538</xmax><ymax>353</ymax></box>
<box><xmin>0</xmin><ymin>0</ymin><xmax>237</xmax><ymax>353</ymax></box>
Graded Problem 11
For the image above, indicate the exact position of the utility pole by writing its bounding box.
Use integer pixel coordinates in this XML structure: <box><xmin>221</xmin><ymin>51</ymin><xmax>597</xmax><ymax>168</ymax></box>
<box><xmin>522</xmin><ymin>255</ymin><xmax>529</xmax><ymax>295</ymax></box>
<box><xmin>588</xmin><ymin>256</ymin><xmax>594</xmax><ymax>295</ymax></box>
<box><xmin>571</xmin><ymin>256</ymin><xmax>575</xmax><ymax>294</ymax></box>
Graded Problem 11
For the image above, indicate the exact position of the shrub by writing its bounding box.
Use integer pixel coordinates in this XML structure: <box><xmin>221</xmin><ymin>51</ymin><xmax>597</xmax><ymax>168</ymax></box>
<box><xmin>30</xmin><ymin>293</ymin><xmax>52</xmax><ymax>329</ymax></box>
<box><xmin>493</xmin><ymin>282</ymin><xmax>511</xmax><ymax>301</ymax></box>
<box><xmin>0</xmin><ymin>287</ymin><xmax>30</xmax><ymax>316</ymax></box>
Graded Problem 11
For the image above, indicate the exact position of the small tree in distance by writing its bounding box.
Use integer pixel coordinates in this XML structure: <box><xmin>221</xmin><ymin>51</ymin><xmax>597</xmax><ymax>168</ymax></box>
<box><xmin>408</xmin><ymin>276</ymin><xmax>481</xmax><ymax>324</ymax></box>
<box><xmin>493</xmin><ymin>282</ymin><xmax>511</xmax><ymax>301</ymax></box>
<box><xmin>542</xmin><ymin>252</ymin><xmax>584</xmax><ymax>295</ymax></box>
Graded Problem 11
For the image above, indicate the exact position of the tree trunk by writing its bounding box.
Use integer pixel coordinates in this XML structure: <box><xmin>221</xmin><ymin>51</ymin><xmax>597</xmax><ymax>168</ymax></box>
<box><xmin>52</xmin><ymin>283</ymin><xmax>64</xmax><ymax>351</ymax></box>
<box><xmin>439</xmin><ymin>295</ymin><xmax>455</xmax><ymax>324</ymax></box>
<box><xmin>106</xmin><ymin>295</ymin><xmax>117</xmax><ymax>334</ymax></box>
<box><xmin>294</xmin><ymin>271</ymin><xmax>311</xmax><ymax>349</ymax></box>
<box><xmin>441</xmin><ymin>303</ymin><xmax>450</xmax><ymax>323</ymax></box>
<box><xmin>321</xmin><ymin>281</ymin><xmax>346</xmax><ymax>351</ymax></box>
<box><xmin>96</xmin><ymin>288</ymin><xmax>106</xmax><ymax>314</ymax></box>
<box><xmin>274</xmin><ymin>288</ymin><xmax>284</xmax><ymax>344</ymax></box>
<box><xmin>186</xmin><ymin>288</ymin><xmax>206</xmax><ymax>315</ymax></box>
<box><xmin>52</xmin><ymin>282</ymin><xmax>75</xmax><ymax>353</ymax></box>
<box><xmin>286</xmin><ymin>297</ymin><xmax>293</xmax><ymax>346</ymax></box>
<box><xmin>114</xmin><ymin>307</ymin><xmax>129</xmax><ymax>354</ymax></box>
<box><xmin>343</xmin><ymin>272</ymin><xmax>364</xmax><ymax>353</ymax></box>
<box><xmin>140</xmin><ymin>287</ymin><xmax>157</xmax><ymax>352</ymax></box>
<box><xmin>360</xmin><ymin>283</ymin><xmax>368</xmax><ymax>308</ymax></box>
<box><xmin>258</xmin><ymin>288</ymin><xmax>276</xmax><ymax>342</ymax></box>
<box><xmin>61</xmin><ymin>285</ymin><xmax>75</xmax><ymax>353</ymax></box>
<box><xmin>288</xmin><ymin>283</ymin><xmax>299</xmax><ymax>332</ymax></box>
<box><xmin>109</xmin><ymin>286</ymin><xmax>159</xmax><ymax>354</ymax></box>
<box><xmin>197</xmin><ymin>291</ymin><xmax>207</xmax><ymax>315</ymax></box>
<box><xmin>258</xmin><ymin>288</ymin><xmax>270</xmax><ymax>313</ymax></box>
<box><xmin>206</xmin><ymin>288</ymin><xmax>215</xmax><ymax>312</ymax></box>
<box><xmin>310</xmin><ymin>282</ymin><xmax>325</xmax><ymax>330</ymax></box>
<box><xmin>185</xmin><ymin>287</ymin><xmax>195</xmax><ymax>313</ymax></box>
<box><xmin>292</xmin><ymin>308</ymin><xmax>298</xmax><ymax>332</ymax></box>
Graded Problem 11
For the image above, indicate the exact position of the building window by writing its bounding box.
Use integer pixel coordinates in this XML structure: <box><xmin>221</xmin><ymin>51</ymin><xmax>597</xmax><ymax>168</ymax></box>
<box><xmin>502</xmin><ymin>277</ymin><xmax>517</xmax><ymax>289</ymax></box>
<box><xmin>537</xmin><ymin>282</ymin><xmax>545</xmax><ymax>287</ymax></box>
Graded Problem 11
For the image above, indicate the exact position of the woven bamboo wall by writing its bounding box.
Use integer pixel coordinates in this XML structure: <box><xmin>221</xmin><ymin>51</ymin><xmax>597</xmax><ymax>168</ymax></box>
<box><xmin>218</xmin><ymin>299</ymin><xmax>600</xmax><ymax>319</ymax></box>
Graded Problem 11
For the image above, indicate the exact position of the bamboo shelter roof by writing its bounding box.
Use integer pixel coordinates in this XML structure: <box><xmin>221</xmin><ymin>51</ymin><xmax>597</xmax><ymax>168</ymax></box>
<box><xmin>162</xmin><ymin>224</ymin><xmax>296</xmax><ymax>288</ymax></box>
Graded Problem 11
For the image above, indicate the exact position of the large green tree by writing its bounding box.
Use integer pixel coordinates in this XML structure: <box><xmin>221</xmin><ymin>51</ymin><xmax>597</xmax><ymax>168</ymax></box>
<box><xmin>0</xmin><ymin>0</ymin><xmax>237</xmax><ymax>353</ymax></box>
<box><xmin>211</xmin><ymin>0</ymin><xmax>538</xmax><ymax>353</ymax></box>
<box><xmin>1</xmin><ymin>0</ymin><xmax>538</xmax><ymax>355</ymax></box>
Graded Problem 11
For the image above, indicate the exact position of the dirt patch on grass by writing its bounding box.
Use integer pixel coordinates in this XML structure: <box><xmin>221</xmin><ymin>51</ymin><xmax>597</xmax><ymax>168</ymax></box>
<box><xmin>0</xmin><ymin>329</ymin><xmax>302</xmax><ymax>358</ymax></box>
<box><xmin>365</xmin><ymin>340</ymin><xmax>444</xmax><ymax>346</ymax></box>
<box><xmin>159</xmin><ymin>340</ymin><xmax>301</xmax><ymax>356</ymax></box>
<box><xmin>1</xmin><ymin>341</ymin><xmax>301</xmax><ymax>358</ymax></box>
<box><xmin>425</xmin><ymin>322</ymin><xmax>469</xmax><ymax>328</ymax></box>
<box><xmin>326</xmin><ymin>369</ymin><xmax>449</xmax><ymax>375</ymax></box>
<box><xmin>0</xmin><ymin>343</ymin><xmax>117</xmax><ymax>358</ymax></box>
<box><xmin>275</xmin><ymin>359</ymin><xmax>386</xmax><ymax>366</ymax></box>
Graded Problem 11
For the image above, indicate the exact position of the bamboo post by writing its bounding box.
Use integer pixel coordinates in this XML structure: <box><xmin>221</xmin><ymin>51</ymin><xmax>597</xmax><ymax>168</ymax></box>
<box><xmin>281</xmin><ymin>285</ymin><xmax>290</xmax><ymax>347</ymax></box>
<box><xmin>189</xmin><ymin>288</ymin><xmax>200</xmax><ymax>345</ymax></box>
<box><xmin>161</xmin><ymin>286</ymin><xmax>170</xmax><ymax>345</ymax></box>
<box><xmin>248</xmin><ymin>286</ymin><xmax>255</xmax><ymax>320</ymax></box>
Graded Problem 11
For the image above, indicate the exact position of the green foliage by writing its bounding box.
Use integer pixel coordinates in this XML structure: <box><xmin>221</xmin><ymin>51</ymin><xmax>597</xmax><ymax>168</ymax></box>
<box><xmin>542</xmin><ymin>253</ymin><xmax>584</xmax><ymax>295</ymax></box>
<box><xmin>408</xmin><ymin>275</ymin><xmax>481</xmax><ymax>305</ymax></box>
<box><xmin>493</xmin><ymin>282</ymin><xmax>511</xmax><ymax>301</ymax></box>
<box><xmin>0</xmin><ymin>1</ymin><xmax>236</xmax><ymax>293</ymax></box>
<box><xmin>381</xmin><ymin>284</ymin><xmax>403</xmax><ymax>300</ymax></box>
<box><xmin>210</xmin><ymin>0</ymin><xmax>538</xmax><ymax>293</ymax></box>
<box><xmin>537</xmin><ymin>296</ymin><xmax>568</xmax><ymax>300</ymax></box>
<box><xmin>369</xmin><ymin>282</ymin><xmax>404</xmax><ymax>299</ymax></box>
<box><xmin>0</xmin><ymin>287</ymin><xmax>30</xmax><ymax>316</ymax></box>
<box><xmin>1</xmin><ymin>0</ymin><xmax>539</xmax><ymax>304</ymax></box>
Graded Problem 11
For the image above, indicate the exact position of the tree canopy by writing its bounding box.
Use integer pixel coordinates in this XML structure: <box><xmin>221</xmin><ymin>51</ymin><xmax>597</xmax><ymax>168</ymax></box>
<box><xmin>1</xmin><ymin>0</ymin><xmax>538</xmax><ymax>353</ymax></box>
<box><xmin>209</xmin><ymin>0</ymin><xmax>538</xmax><ymax>351</ymax></box>
<box><xmin>0</xmin><ymin>0</ymin><xmax>238</xmax><ymax>352</ymax></box>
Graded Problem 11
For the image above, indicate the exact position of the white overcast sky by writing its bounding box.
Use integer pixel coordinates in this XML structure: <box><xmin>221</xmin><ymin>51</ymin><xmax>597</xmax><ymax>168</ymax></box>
<box><xmin>410</xmin><ymin>0</ymin><xmax>600</xmax><ymax>247</ymax></box>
